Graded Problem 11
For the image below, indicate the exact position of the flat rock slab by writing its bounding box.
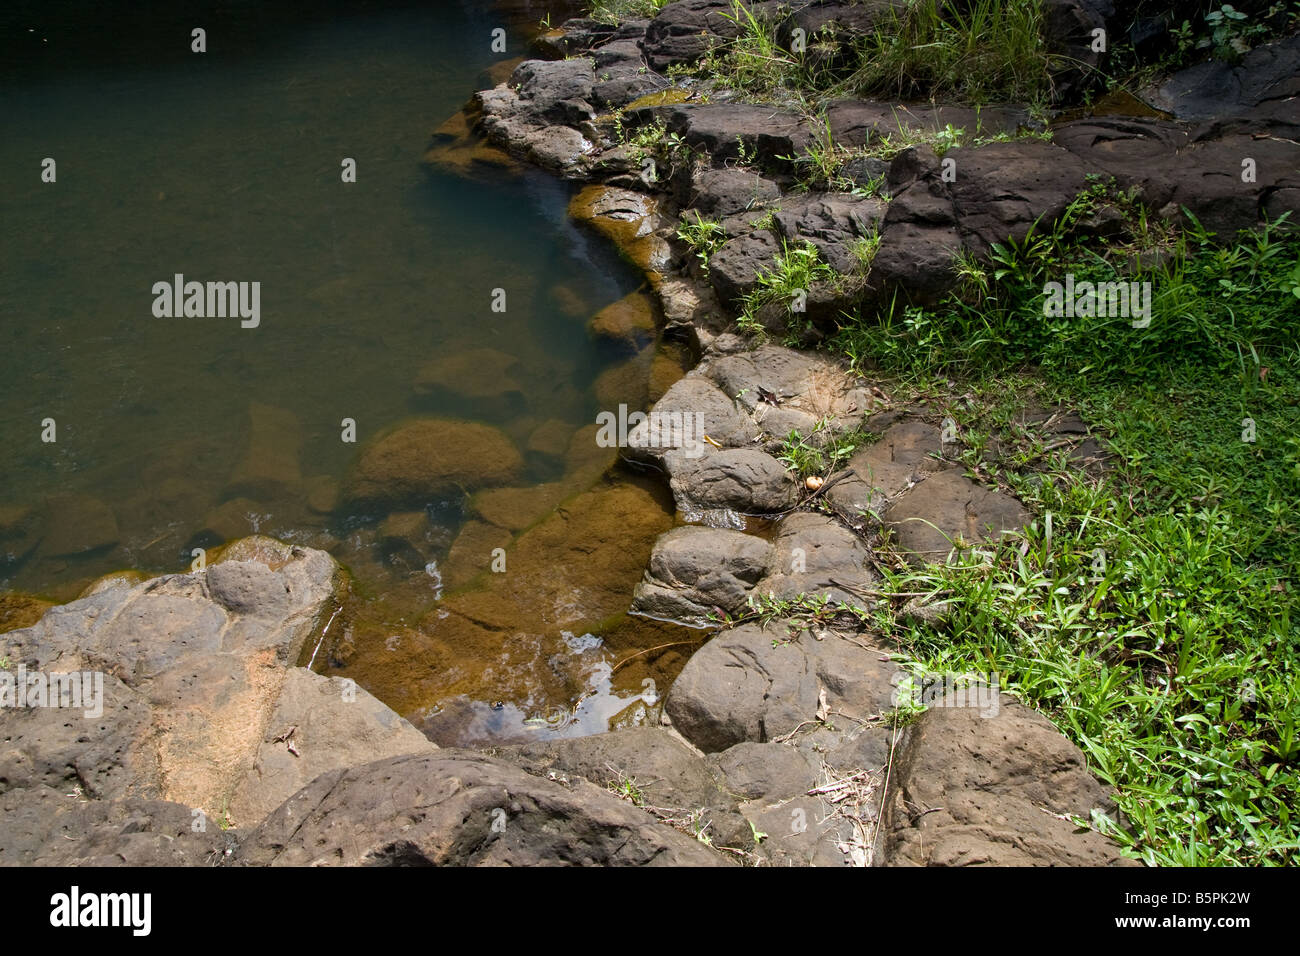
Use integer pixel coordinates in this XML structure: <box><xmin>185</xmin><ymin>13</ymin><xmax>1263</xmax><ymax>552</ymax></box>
<box><xmin>826</xmin><ymin>418</ymin><xmax>953</xmax><ymax>523</ymax></box>
<box><xmin>885</xmin><ymin>469</ymin><xmax>1030</xmax><ymax>565</ymax></box>
<box><xmin>0</xmin><ymin>537</ymin><xmax>426</xmax><ymax>834</ymax></box>
<box><xmin>229</xmin><ymin>668</ymin><xmax>436</xmax><ymax>827</ymax></box>
<box><xmin>884</xmin><ymin>691</ymin><xmax>1138</xmax><ymax>866</ymax></box>
<box><xmin>235</xmin><ymin>749</ymin><xmax>730</xmax><ymax>866</ymax></box>
<box><xmin>826</xmin><ymin>99</ymin><xmax>1027</xmax><ymax>148</ymax></box>
<box><xmin>0</xmin><ymin>787</ymin><xmax>230</xmax><ymax>867</ymax></box>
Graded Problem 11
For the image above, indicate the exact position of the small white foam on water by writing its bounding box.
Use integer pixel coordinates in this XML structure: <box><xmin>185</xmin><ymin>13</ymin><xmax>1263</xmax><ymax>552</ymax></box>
<box><xmin>424</xmin><ymin>559</ymin><xmax>443</xmax><ymax>600</ymax></box>
<box><xmin>562</xmin><ymin>630</ymin><xmax>602</xmax><ymax>653</ymax></box>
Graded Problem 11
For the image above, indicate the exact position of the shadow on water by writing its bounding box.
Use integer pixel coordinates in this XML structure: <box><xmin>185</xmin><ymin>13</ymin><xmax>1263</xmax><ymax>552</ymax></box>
<box><xmin>1</xmin><ymin>0</ymin><xmax>703</xmax><ymax>745</ymax></box>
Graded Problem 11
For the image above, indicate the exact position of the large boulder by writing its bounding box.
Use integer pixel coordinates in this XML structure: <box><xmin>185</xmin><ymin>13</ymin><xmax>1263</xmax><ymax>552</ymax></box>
<box><xmin>754</xmin><ymin>511</ymin><xmax>875</xmax><ymax>605</ymax></box>
<box><xmin>228</xmin><ymin>668</ymin><xmax>435</xmax><ymax>826</ymax></box>
<box><xmin>667</xmin><ymin>447</ymin><xmax>799</xmax><ymax>515</ymax></box>
<box><xmin>631</xmin><ymin>525</ymin><xmax>773</xmax><ymax>625</ymax></box>
<box><xmin>664</xmin><ymin>621</ymin><xmax>902</xmax><ymax>755</ymax></box>
<box><xmin>0</xmin><ymin>538</ymin><xmax>424</xmax><ymax>838</ymax></box>
<box><xmin>474</xmin><ymin>58</ymin><xmax>599</xmax><ymax>176</ymax></box>
<box><xmin>234</xmin><ymin>749</ymin><xmax>731</xmax><ymax>866</ymax></box>
<box><xmin>884</xmin><ymin>691</ymin><xmax>1138</xmax><ymax>866</ymax></box>
<box><xmin>0</xmin><ymin>789</ymin><xmax>230</xmax><ymax>866</ymax></box>
<box><xmin>686</xmin><ymin>167</ymin><xmax>782</xmax><ymax>219</ymax></box>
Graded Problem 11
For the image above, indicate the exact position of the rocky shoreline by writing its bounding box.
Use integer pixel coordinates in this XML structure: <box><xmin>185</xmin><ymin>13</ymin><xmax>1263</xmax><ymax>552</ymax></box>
<box><xmin>3</xmin><ymin>0</ymin><xmax>1295</xmax><ymax>866</ymax></box>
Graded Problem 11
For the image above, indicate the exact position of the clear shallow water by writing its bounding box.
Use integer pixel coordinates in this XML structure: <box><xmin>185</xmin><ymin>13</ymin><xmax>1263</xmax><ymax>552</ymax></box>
<box><xmin>1</xmin><ymin>0</ymin><xmax>695</xmax><ymax>744</ymax></box>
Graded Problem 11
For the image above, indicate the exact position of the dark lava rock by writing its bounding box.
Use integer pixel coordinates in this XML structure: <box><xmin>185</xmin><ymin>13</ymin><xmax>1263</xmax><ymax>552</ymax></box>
<box><xmin>1152</xmin><ymin>32</ymin><xmax>1300</xmax><ymax>127</ymax></box>
<box><xmin>708</xmin><ymin>229</ymin><xmax>781</xmax><ymax>306</ymax></box>
<box><xmin>946</xmin><ymin>140</ymin><xmax>1093</xmax><ymax>255</ymax></box>
<box><xmin>686</xmin><ymin>166</ymin><xmax>782</xmax><ymax>218</ymax></box>
<box><xmin>235</xmin><ymin>749</ymin><xmax>730</xmax><ymax>866</ymax></box>
<box><xmin>664</xmin><ymin>621</ymin><xmax>902</xmax><ymax>753</ymax></box>
<box><xmin>640</xmin><ymin>0</ymin><xmax>786</xmax><ymax>71</ymax></box>
<box><xmin>884</xmin><ymin>691</ymin><xmax>1139</xmax><ymax>866</ymax></box>
<box><xmin>631</xmin><ymin>525</ymin><xmax>773</xmax><ymax>625</ymax></box>
<box><xmin>651</xmin><ymin>102</ymin><xmax>811</xmax><ymax>170</ymax></box>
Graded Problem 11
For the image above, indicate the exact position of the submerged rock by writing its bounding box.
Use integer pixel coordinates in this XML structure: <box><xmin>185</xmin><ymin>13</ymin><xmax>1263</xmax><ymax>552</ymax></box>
<box><xmin>569</xmin><ymin>185</ymin><xmax>672</xmax><ymax>278</ymax></box>
<box><xmin>224</xmin><ymin>401</ymin><xmax>304</xmax><ymax>502</ymax></box>
<box><xmin>36</xmin><ymin>494</ymin><xmax>120</xmax><ymax>559</ymax></box>
<box><xmin>344</xmin><ymin>418</ymin><xmax>524</xmax><ymax>507</ymax></box>
<box><xmin>414</xmin><ymin>347</ymin><xmax>525</xmax><ymax>401</ymax></box>
<box><xmin>587</xmin><ymin>290</ymin><xmax>658</xmax><ymax>352</ymax></box>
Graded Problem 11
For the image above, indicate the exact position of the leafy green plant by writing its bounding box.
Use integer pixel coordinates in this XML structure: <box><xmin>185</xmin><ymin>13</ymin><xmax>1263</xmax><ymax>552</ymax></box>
<box><xmin>776</xmin><ymin>419</ymin><xmax>870</xmax><ymax>479</ymax></box>
<box><xmin>1200</xmin><ymin>4</ymin><xmax>1273</xmax><ymax>62</ymax></box>
<box><xmin>588</xmin><ymin>0</ymin><xmax>672</xmax><ymax>25</ymax></box>
<box><xmin>676</xmin><ymin>212</ymin><xmax>727</xmax><ymax>273</ymax></box>
<box><xmin>738</xmin><ymin>239</ymin><xmax>835</xmax><ymax>333</ymax></box>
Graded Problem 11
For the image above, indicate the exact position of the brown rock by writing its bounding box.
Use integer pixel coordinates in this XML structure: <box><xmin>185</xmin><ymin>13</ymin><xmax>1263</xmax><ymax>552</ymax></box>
<box><xmin>345</xmin><ymin>418</ymin><xmax>524</xmax><ymax>507</ymax></box>
<box><xmin>885</xmin><ymin>692</ymin><xmax>1137</xmax><ymax>866</ymax></box>
<box><xmin>587</xmin><ymin>290</ymin><xmax>657</xmax><ymax>352</ymax></box>
<box><xmin>225</xmin><ymin>402</ymin><xmax>304</xmax><ymax>501</ymax></box>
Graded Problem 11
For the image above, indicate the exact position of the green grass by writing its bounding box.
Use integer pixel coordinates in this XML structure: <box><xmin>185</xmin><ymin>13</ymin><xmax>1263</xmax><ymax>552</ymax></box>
<box><xmin>838</xmin><ymin>0</ymin><xmax>1051</xmax><ymax>104</ymax></box>
<box><xmin>676</xmin><ymin>211</ymin><xmax>727</xmax><ymax>273</ymax></box>
<box><xmin>738</xmin><ymin>239</ymin><xmax>836</xmax><ymax>336</ymax></box>
<box><xmin>832</xmin><ymin>208</ymin><xmax>1300</xmax><ymax>865</ymax></box>
<box><xmin>681</xmin><ymin>0</ymin><xmax>1053</xmax><ymax>108</ymax></box>
<box><xmin>587</xmin><ymin>0</ymin><xmax>672</xmax><ymax>25</ymax></box>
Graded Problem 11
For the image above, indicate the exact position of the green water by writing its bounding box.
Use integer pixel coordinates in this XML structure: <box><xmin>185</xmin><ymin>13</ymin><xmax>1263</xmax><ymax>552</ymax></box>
<box><xmin>1</xmin><ymin>2</ymin><xmax>688</xmax><ymax>743</ymax></box>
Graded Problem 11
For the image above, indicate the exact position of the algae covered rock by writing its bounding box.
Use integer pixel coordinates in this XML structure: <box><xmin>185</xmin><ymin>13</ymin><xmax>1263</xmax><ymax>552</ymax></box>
<box><xmin>344</xmin><ymin>418</ymin><xmax>524</xmax><ymax>507</ymax></box>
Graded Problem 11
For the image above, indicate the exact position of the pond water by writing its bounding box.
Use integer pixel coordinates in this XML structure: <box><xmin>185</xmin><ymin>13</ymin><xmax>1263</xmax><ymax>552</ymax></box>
<box><xmin>0</xmin><ymin>0</ymin><xmax>698</xmax><ymax>745</ymax></box>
